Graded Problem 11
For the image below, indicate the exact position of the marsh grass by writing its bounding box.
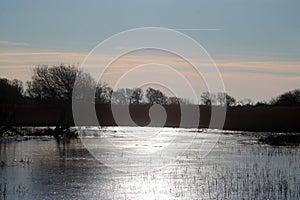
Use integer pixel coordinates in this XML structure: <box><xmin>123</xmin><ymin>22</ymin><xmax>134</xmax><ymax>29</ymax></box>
<box><xmin>259</xmin><ymin>134</ymin><xmax>300</xmax><ymax>146</ymax></box>
<box><xmin>0</xmin><ymin>183</ymin><xmax>29</xmax><ymax>200</ymax></box>
<box><xmin>99</xmin><ymin>136</ymin><xmax>300</xmax><ymax>199</ymax></box>
<box><xmin>0</xmin><ymin>130</ymin><xmax>299</xmax><ymax>199</ymax></box>
<box><xmin>0</xmin><ymin>183</ymin><xmax>7</xmax><ymax>200</ymax></box>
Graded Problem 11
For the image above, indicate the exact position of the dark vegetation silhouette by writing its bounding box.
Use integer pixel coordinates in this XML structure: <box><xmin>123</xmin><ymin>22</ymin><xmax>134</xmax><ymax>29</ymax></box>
<box><xmin>0</xmin><ymin>78</ymin><xmax>23</xmax><ymax>104</ymax></box>
<box><xmin>6</xmin><ymin>64</ymin><xmax>298</xmax><ymax>107</ymax></box>
<box><xmin>237</xmin><ymin>98</ymin><xmax>254</xmax><ymax>106</ymax></box>
<box><xmin>111</xmin><ymin>88</ymin><xmax>144</xmax><ymax>104</ymax></box>
<box><xmin>0</xmin><ymin>78</ymin><xmax>24</xmax><ymax>135</ymax></box>
<box><xmin>200</xmin><ymin>92</ymin><xmax>236</xmax><ymax>106</ymax></box>
<box><xmin>270</xmin><ymin>89</ymin><xmax>300</xmax><ymax>106</ymax></box>
<box><xmin>146</xmin><ymin>87</ymin><xmax>167</xmax><ymax>104</ymax></box>
<box><xmin>26</xmin><ymin>64</ymin><xmax>96</xmax><ymax>135</ymax></box>
<box><xmin>131</xmin><ymin>88</ymin><xmax>143</xmax><ymax>104</ymax></box>
<box><xmin>26</xmin><ymin>64</ymin><xmax>98</xmax><ymax>104</ymax></box>
<box><xmin>1</xmin><ymin>64</ymin><xmax>300</xmax><ymax>136</ymax></box>
<box><xmin>95</xmin><ymin>82</ymin><xmax>112</xmax><ymax>104</ymax></box>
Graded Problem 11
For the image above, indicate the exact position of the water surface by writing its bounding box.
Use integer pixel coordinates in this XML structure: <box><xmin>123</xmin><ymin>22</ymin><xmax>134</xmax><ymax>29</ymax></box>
<box><xmin>0</xmin><ymin>127</ymin><xmax>300</xmax><ymax>199</ymax></box>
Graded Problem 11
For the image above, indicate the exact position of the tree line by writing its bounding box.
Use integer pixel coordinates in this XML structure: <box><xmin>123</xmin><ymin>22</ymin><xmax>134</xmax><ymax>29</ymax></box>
<box><xmin>0</xmin><ymin>65</ymin><xmax>190</xmax><ymax>106</ymax></box>
<box><xmin>0</xmin><ymin>64</ymin><xmax>300</xmax><ymax>107</ymax></box>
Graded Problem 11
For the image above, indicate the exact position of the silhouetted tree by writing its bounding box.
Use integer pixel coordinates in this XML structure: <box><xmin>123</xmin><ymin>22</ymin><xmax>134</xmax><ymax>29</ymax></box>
<box><xmin>167</xmin><ymin>97</ymin><xmax>180</xmax><ymax>104</ymax></box>
<box><xmin>255</xmin><ymin>101</ymin><xmax>269</xmax><ymax>106</ymax></box>
<box><xmin>237</xmin><ymin>98</ymin><xmax>254</xmax><ymax>106</ymax></box>
<box><xmin>200</xmin><ymin>92</ymin><xmax>216</xmax><ymax>105</ymax></box>
<box><xmin>178</xmin><ymin>98</ymin><xmax>191</xmax><ymax>105</ymax></box>
<box><xmin>95</xmin><ymin>82</ymin><xmax>112</xmax><ymax>104</ymax></box>
<box><xmin>146</xmin><ymin>87</ymin><xmax>167</xmax><ymax>104</ymax></box>
<box><xmin>131</xmin><ymin>88</ymin><xmax>143</xmax><ymax>104</ymax></box>
<box><xmin>0</xmin><ymin>78</ymin><xmax>23</xmax><ymax>104</ymax></box>
<box><xmin>166</xmin><ymin>96</ymin><xmax>191</xmax><ymax>105</ymax></box>
<box><xmin>27</xmin><ymin>65</ymin><xmax>76</xmax><ymax>102</ymax></box>
<box><xmin>26</xmin><ymin>64</ymin><xmax>95</xmax><ymax>130</ymax></box>
<box><xmin>125</xmin><ymin>88</ymin><xmax>134</xmax><ymax>104</ymax></box>
<box><xmin>217</xmin><ymin>92</ymin><xmax>236</xmax><ymax>106</ymax></box>
<box><xmin>270</xmin><ymin>89</ymin><xmax>300</xmax><ymax>106</ymax></box>
<box><xmin>27</xmin><ymin>64</ymin><xmax>94</xmax><ymax>103</ymax></box>
<box><xmin>201</xmin><ymin>92</ymin><xmax>235</xmax><ymax>106</ymax></box>
<box><xmin>111</xmin><ymin>89</ymin><xmax>128</xmax><ymax>104</ymax></box>
<box><xmin>111</xmin><ymin>88</ymin><xmax>144</xmax><ymax>104</ymax></box>
<box><xmin>0</xmin><ymin>78</ymin><xmax>24</xmax><ymax>134</ymax></box>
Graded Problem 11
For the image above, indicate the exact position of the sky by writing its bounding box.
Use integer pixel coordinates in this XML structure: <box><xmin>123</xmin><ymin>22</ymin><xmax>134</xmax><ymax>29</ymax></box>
<box><xmin>0</xmin><ymin>0</ymin><xmax>299</xmax><ymax>102</ymax></box>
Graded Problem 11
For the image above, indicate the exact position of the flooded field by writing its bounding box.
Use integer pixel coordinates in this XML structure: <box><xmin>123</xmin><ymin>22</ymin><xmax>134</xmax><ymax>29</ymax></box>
<box><xmin>0</xmin><ymin>127</ymin><xmax>300</xmax><ymax>199</ymax></box>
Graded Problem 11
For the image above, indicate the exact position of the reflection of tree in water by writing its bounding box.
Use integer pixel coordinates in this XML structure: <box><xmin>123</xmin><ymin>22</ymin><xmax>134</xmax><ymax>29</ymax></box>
<box><xmin>54</xmin><ymin>138</ymin><xmax>93</xmax><ymax>161</ymax></box>
<box><xmin>55</xmin><ymin>137</ymin><xmax>70</xmax><ymax>158</ymax></box>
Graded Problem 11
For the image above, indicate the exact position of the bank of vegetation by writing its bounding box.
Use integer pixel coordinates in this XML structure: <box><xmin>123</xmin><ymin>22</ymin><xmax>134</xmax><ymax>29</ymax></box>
<box><xmin>1</xmin><ymin>64</ymin><xmax>300</xmax><ymax>139</ymax></box>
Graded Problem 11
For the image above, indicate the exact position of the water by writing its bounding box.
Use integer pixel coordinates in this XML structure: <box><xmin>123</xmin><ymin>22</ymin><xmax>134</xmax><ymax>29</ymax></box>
<box><xmin>0</xmin><ymin>127</ymin><xmax>300</xmax><ymax>199</ymax></box>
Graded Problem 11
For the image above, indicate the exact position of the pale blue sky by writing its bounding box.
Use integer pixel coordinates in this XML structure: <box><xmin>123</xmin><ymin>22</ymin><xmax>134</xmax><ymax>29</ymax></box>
<box><xmin>0</xmin><ymin>0</ymin><xmax>299</xmax><ymax>101</ymax></box>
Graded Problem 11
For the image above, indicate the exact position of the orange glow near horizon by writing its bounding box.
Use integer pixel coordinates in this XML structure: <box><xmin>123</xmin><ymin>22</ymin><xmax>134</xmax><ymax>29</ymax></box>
<box><xmin>0</xmin><ymin>50</ymin><xmax>299</xmax><ymax>102</ymax></box>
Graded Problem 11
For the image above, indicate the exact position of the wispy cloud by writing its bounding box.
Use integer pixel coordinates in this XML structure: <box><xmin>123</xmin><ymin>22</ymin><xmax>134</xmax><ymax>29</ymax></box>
<box><xmin>174</xmin><ymin>28</ymin><xmax>222</xmax><ymax>31</ymax></box>
<box><xmin>0</xmin><ymin>51</ymin><xmax>85</xmax><ymax>67</ymax></box>
<box><xmin>216</xmin><ymin>60</ymin><xmax>300</xmax><ymax>77</ymax></box>
<box><xmin>1</xmin><ymin>51</ymin><xmax>300</xmax><ymax>77</ymax></box>
<box><xmin>0</xmin><ymin>50</ymin><xmax>299</xmax><ymax>101</ymax></box>
<box><xmin>0</xmin><ymin>40</ymin><xmax>30</xmax><ymax>46</ymax></box>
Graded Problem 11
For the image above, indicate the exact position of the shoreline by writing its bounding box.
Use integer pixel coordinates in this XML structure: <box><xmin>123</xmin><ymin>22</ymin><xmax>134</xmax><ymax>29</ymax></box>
<box><xmin>1</xmin><ymin>126</ymin><xmax>299</xmax><ymax>147</ymax></box>
<box><xmin>1</xmin><ymin>104</ymin><xmax>300</xmax><ymax>133</ymax></box>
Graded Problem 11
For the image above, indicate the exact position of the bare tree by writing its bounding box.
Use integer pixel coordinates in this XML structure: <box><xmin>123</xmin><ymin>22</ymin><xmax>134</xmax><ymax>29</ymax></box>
<box><xmin>111</xmin><ymin>89</ymin><xmax>127</xmax><ymax>104</ymax></box>
<box><xmin>146</xmin><ymin>87</ymin><xmax>167</xmax><ymax>104</ymax></box>
<box><xmin>27</xmin><ymin>65</ymin><xmax>76</xmax><ymax>102</ymax></box>
<box><xmin>200</xmin><ymin>92</ymin><xmax>216</xmax><ymax>105</ymax></box>
<box><xmin>178</xmin><ymin>98</ymin><xmax>191</xmax><ymax>105</ymax></box>
<box><xmin>111</xmin><ymin>88</ymin><xmax>144</xmax><ymax>104</ymax></box>
<box><xmin>95</xmin><ymin>82</ymin><xmax>112</xmax><ymax>104</ymax></box>
<box><xmin>217</xmin><ymin>92</ymin><xmax>236</xmax><ymax>106</ymax></box>
<box><xmin>225</xmin><ymin>93</ymin><xmax>236</xmax><ymax>106</ymax></box>
<box><xmin>27</xmin><ymin>64</ymin><xmax>96</xmax><ymax>103</ymax></box>
<box><xmin>167</xmin><ymin>96</ymin><xmax>191</xmax><ymax>105</ymax></box>
<box><xmin>125</xmin><ymin>88</ymin><xmax>134</xmax><ymax>104</ymax></box>
<box><xmin>237</xmin><ymin>98</ymin><xmax>254</xmax><ymax>106</ymax></box>
<box><xmin>270</xmin><ymin>89</ymin><xmax>300</xmax><ymax>106</ymax></box>
<box><xmin>26</xmin><ymin>64</ymin><xmax>96</xmax><ymax>130</ymax></box>
<box><xmin>131</xmin><ymin>88</ymin><xmax>143</xmax><ymax>104</ymax></box>
<box><xmin>167</xmin><ymin>96</ymin><xmax>180</xmax><ymax>104</ymax></box>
